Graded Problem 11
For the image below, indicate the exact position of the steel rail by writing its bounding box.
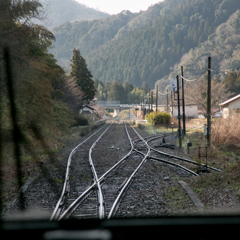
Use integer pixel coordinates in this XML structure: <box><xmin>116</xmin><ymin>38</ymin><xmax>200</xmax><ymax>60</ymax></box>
<box><xmin>58</xmin><ymin>123</ymin><xmax>134</xmax><ymax>220</ymax></box>
<box><xmin>107</xmin><ymin>122</ymin><xmax>221</xmax><ymax>218</ymax></box>
<box><xmin>133</xmin><ymin>130</ymin><xmax>199</xmax><ymax>176</ymax></box>
<box><xmin>50</xmin><ymin>123</ymin><xmax>108</xmax><ymax>221</ymax></box>
<box><xmin>149</xmin><ymin>156</ymin><xmax>198</xmax><ymax>176</ymax></box>
<box><xmin>88</xmin><ymin>123</ymin><xmax>113</xmax><ymax>219</ymax></box>
<box><xmin>133</xmin><ymin>132</ymin><xmax>177</xmax><ymax>146</ymax></box>
<box><xmin>149</xmin><ymin>147</ymin><xmax>222</xmax><ymax>172</ymax></box>
<box><xmin>146</xmin><ymin>133</ymin><xmax>176</xmax><ymax>143</ymax></box>
<box><xmin>107</xmin><ymin>123</ymin><xmax>150</xmax><ymax>219</ymax></box>
<box><xmin>108</xmin><ymin>123</ymin><xmax>202</xmax><ymax>218</ymax></box>
<box><xmin>135</xmin><ymin>125</ymin><xmax>204</xmax><ymax>144</ymax></box>
<box><xmin>107</xmin><ymin>151</ymin><xmax>149</xmax><ymax>219</ymax></box>
<box><xmin>138</xmin><ymin>129</ymin><xmax>222</xmax><ymax>172</ymax></box>
<box><xmin>58</xmin><ymin>123</ymin><xmax>211</xmax><ymax>220</ymax></box>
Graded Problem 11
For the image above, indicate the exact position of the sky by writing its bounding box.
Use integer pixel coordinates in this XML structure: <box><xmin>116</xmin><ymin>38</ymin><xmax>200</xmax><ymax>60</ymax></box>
<box><xmin>75</xmin><ymin>0</ymin><xmax>163</xmax><ymax>15</ymax></box>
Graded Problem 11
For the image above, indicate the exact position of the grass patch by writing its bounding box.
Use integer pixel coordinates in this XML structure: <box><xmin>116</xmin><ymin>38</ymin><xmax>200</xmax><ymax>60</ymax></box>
<box><xmin>118</xmin><ymin>109</ymin><xmax>131</xmax><ymax>120</ymax></box>
<box><xmin>80</xmin><ymin>174</ymin><xmax>90</xmax><ymax>181</ymax></box>
<box><xmin>136</xmin><ymin>122</ymin><xmax>172</xmax><ymax>135</ymax></box>
<box><xmin>164</xmin><ymin>186</ymin><xmax>194</xmax><ymax>213</ymax></box>
<box><xmin>54</xmin><ymin>178</ymin><xmax>64</xmax><ymax>183</ymax></box>
<box><xmin>212</xmin><ymin>115</ymin><xmax>240</xmax><ymax>145</ymax></box>
<box><xmin>189</xmin><ymin>171</ymin><xmax>240</xmax><ymax>191</ymax></box>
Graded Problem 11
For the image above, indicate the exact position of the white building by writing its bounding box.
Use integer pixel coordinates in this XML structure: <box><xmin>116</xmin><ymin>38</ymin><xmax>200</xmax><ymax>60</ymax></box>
<box><xmin>219</xmin><ymin>94</ymin><xmax>240</xmax><ymax>118</ymax></box>
<box><xmin>170</xmin><ymin>104</ymin><xmax>198</xmax><ymax>118</ymax></box>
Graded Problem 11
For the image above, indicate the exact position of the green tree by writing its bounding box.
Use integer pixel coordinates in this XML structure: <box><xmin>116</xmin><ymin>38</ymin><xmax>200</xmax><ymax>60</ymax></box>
<box><xmin>94</xmin><ymin>79</ymin><xmax>104</xmax><ymax>90</ymax></box>
<box><xmin>223</xmin><ymin>71</ymin><xmax>237</xmax><ymax>94</ymax></box>
<box><xmin>142</xmin><ymin>81</ymin><xmax>149</xmax><ymax>94</ymax></box>
<box><xmin>124</xmin><ymin>81</ymin><xmax>134</xmax><ymax>94</ymax></box>
<box><xmin>70</xmin><ymin>48</ymin><xmax>96</xmax><ymax>103</ymax></box>
<box><xmin>127</xmin><ymin>86</ymin><xmax>145</xmax><ymax>104</ymax></box>
<box><xmin>107</xmin><ymin>81</ymin><xmax>127</xmax><ymax>103</ymax></box>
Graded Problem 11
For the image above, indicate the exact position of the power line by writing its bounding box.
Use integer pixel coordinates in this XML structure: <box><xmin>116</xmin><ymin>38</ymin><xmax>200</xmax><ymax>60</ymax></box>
<box><xmin>180</xmin><ymin>68</ymin><xmax>207</xmax><ymax>82</ymax></box>
<box><xmin>158</xmin><ymin>91</ymin><xmax>168</xmax><ymax>96</ymax></box>
<box><xmin>179</xmin><ymin>65</ymin><xmax>240</xmax><ymax>83</ymax></box>
<box><xmin>207</xmin><ymin>65</ymin><xmax>240</xmax><ymax>73</ymax></box>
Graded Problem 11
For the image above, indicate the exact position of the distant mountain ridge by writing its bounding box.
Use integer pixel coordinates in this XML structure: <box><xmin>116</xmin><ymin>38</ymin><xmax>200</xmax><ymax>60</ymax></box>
<box><xmin>156</xmin><ymin>9</ymin><xmax>240</xmax><ymax>90</ymax></box>
<box><xmin>49</xmin><ymin>0</ymin><xmax>240</xmax><ymax>89</ymax></box>
<box><xmin>35</xmin><ymin>0</ymin><xmax>110</xmax><ymax>29</ymax></box>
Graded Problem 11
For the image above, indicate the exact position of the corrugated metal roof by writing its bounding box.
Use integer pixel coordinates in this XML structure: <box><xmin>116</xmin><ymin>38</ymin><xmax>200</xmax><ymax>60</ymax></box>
<box><xmin>219</xmin><ymin>94</ymin><xmax>240</xmax><ymax>106</ymax></box>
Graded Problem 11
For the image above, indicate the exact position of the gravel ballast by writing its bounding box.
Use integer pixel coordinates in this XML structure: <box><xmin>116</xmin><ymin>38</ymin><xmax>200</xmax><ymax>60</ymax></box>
<box><xmin>3</xmin><ymin>122</ymin><xmax>240</xmax><ymax>219</ymax></box>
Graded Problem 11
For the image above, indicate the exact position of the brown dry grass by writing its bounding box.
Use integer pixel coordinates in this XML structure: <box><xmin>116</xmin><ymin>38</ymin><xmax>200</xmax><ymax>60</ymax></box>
<box><xmin>212</xmin><ymin>115</ymin><xmax>240</xmax><ymax>146</ymax></box>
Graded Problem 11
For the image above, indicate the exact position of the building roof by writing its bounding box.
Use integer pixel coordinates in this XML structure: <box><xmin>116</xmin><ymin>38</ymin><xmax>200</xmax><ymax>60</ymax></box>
<box><xmin>172</xmin><ymin>103</ymin><xmax>198</xmax><ymax>107</ymax></box>
<box><xmin>80</xmin><ymin>105</ymin><xmax>96</xmax><ymax>111</ymax></box>
<box><xmin>219</xmin><ymin>94</ymin><xmax>240</xmax><ymax>106</ymax></box>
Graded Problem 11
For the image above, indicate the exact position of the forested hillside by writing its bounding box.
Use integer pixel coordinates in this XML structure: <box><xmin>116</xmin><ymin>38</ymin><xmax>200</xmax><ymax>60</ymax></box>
<box><xmin>51</xmin><ymin>0</ymin><xmax>240</xmax><ymax>88</ymax></box>
<box><xmin>94</xmin><ymin>79</ymin><xmax>149</xmax><ymax>104</ymax></box>
<box><xmin>156</xmin><ymin>9</ymin><xmax>240</xmax><ymax>96</ymax></box>
<box><xmin>35</xmin><ymin>0</ymin><xmax>109</xmax><ymax>29</ymax></box>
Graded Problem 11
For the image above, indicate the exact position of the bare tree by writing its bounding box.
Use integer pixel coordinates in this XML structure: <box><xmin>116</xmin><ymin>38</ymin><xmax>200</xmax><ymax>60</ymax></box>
<box><xmin>184</xmin><ymin>78</ymin><xmax>232</xmax><ymax>116</ymax></box>
<box><xmin>58</xmin><ymin>76</ymin><xmax>85</xmax><ymax>113</ymax></box>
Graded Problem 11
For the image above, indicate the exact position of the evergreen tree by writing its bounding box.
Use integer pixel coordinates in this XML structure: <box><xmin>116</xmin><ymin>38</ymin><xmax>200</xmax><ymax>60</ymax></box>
<box><xmin>223</xmin><ymin>71</ymin><xmax>237</xmax><ymax>94</ymax></box>
<box><xmin>124</xmin><ymin>81</ymin><xmax>134</xmax><ymax>94</ymax></box>
<box><xmin>107</xmin><ymin>81</ymin><xmax>127</xmax><ymax>103</ymax></box>
<box><xmin>142</xmin><ymin>81</ymin><xmax>149</xmax><ymax>94</ymax></box>
<box><xmin>70</xmin><ymin>48</ymin><xmax>96</xmax><ymax>103</ymax></box>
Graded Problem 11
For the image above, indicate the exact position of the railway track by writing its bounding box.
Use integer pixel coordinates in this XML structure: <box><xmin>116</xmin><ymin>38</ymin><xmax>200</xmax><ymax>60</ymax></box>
<box><xmin>50</xmin><ymin>121</ymin><xmax>222</xmax><ymax>220</ymax></box>
<box><xmin>146</xmin><ymin>135</ymin><xmax>222</xmax><ymax>173</ymax></box>
<box><xmin>57</xmin><ymin>122</ymin><xmax>147</xmax><ymax>220</ymax></box>
<box><xmin>50</xmin><ymin>122</ymin><xmax>111</xmax><ymax>220</ymax></box>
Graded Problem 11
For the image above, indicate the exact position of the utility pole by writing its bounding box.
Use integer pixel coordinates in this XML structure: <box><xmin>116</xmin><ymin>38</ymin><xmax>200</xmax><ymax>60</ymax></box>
<box><xmin>207</xmin><ymin>57</ymin><xmax>211</xmax><ymax>146</ymax></box>
<box><xmin>171</xmin><ymin>91</ymin><xmax>173</xmax><ymax>116</ymax></box>
<box><xmin>176</xmin><ymin>75</ymin><xmax>182</xmax><ymax>149</ymax></box>
<box><xmin>166</xmin><ymin>89</ymin><xmax>169</xmax><ymax>113</ymax></box>
<box><xmin>156</xmin><ymin>85</ymin><xmax>158</xmax><ymax>113</ymax></box>
<box><xmin>132</xmin><ymin>103</ymin><xmax>134</xmax><ymax>120</ymax></box>
<box><xmin>148</xmin><ymin>88</ymin><xmax>150</xmax><ymax>114</ymax></box>
<box><xmin>181</xmin><ymin>66</ymin><xmax>186</xmax><ymax>137</ymax></box>
<box><xmin>151</xmin><ymin>91</ymin><xmax>153</xmax><ymax>112</ymax></box>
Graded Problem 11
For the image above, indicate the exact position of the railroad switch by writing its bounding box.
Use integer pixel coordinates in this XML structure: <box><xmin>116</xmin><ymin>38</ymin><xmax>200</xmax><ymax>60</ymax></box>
<box><xmin>197</xmin><ymin>147</ymin><xmax>210</xmax><ymax>174</ymax></box>
<box><xmin>155</xmin><ymin>143</ymin><xmax>175</xmax><ymax>149</ymax></box>
<box><xmin>197</xmin><ymin>165</ymin><xmax>210</xmax><ymax>174</ymax></box>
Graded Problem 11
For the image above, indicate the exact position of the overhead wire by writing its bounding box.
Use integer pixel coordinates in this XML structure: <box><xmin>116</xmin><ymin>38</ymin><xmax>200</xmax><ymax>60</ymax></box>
<box><xmin>180</xmin><ymin>68</ymin><xmax>207</xmax><ymax>82</ymax></box>
<box><xmin>158</xmin><ymin>91</ymin><xmax>168</xmax><ymax>95</ymax></box>
<box><xmin>206</xmin><ymin>65</ymin><xmax>240</xmax><ymax>73</ymax></box>
<box><xmin>179</xmin><ymin>65</ymin><xmax>240</xmax><ymax>82</ymax></box>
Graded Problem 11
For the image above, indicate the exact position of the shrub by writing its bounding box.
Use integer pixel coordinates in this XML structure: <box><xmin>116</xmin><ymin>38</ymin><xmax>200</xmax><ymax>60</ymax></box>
<box><xmin>73</xmin><ymin>115</ymin><xmax>88</xmax><ymax>126</ymax></box>
<box><xmin>155</xmin><ymin>112</ymin><xmax>171</xmax><ymax>125</ymax></box>
<box><xmin>52</xmin><ymin>101</ymin><xmax>76</xmax><ymax>132</ymax></box>
<box><xmin>146</xmin><ymin>111</ymin><xmax>171</xmax><ymax>126</ymax></box>
<box><xmin>146</xmin><ymin>112</ymin><xmax>156</xmax><ymax>124</ymax></box>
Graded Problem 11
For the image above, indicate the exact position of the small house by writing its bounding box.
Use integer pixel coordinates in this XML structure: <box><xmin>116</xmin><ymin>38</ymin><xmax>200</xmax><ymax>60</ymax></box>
<box><xmin>219</xmin><ymin>94</ymin><xmax>240</xmax><ymax>118</ymax></box>
<box><xmin>79</xmin><ymin>105</ymin><xmax>97</xmax><ymax>122</ymax></box>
